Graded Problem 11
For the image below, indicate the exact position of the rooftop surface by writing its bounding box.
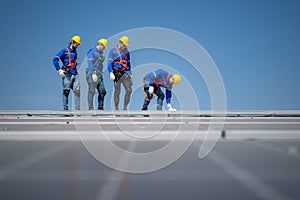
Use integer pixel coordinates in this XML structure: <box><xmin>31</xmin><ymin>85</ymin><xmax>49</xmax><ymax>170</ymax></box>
<box><xmin>0</xmin><ymin>110</ymin><xmax>300</xmax><ymax>200</ymax></box>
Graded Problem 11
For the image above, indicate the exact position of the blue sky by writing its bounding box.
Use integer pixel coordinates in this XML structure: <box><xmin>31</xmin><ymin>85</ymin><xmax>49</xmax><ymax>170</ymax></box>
<box><xmin>0</xmin><ymin>0</ymin><xmax>299</xmax><ymax>110</ymax></box>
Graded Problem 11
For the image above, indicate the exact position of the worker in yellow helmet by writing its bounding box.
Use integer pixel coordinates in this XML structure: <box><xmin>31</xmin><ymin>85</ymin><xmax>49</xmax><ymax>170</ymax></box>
<box><xmin>107</xmin><ymin>36</ymin><xmax>133</xmax><ymax>110</ymax></box>
<box><xmin>52</xmin><ymin>35</ymin><xmax>81</xmax><ymax>110</ymax></box>
<box><xmin>142</xmin><ymin>69</ymin><xmax>181</xmax><ymax>111</ymax></box>
<box><xmin>86</xmin><ymin>38</ymin><xmax>108</xmax><ymax>110</ymax></box>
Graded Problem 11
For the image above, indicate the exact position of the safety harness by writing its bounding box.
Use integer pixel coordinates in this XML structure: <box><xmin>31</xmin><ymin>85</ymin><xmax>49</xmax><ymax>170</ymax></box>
<box><xmin>113</xmin><ymin>47</ymin><xmax>129</xmax><ymax>71</ymax></box>
<box><xmin>153</xmin><ymin>72</ymin><xmax>170</xmax><ymax>88</ymax></box>
<box><xmin>64</xmin><ymin>48</ymin><xmax>77</xmax><ymax>71</ymax></box>
<box><xmin>143</xmin><ymin>72</ymin><xmax>171</xmax><ymax>102</ymax></box>
<box><xmin>87</xmin><ymin>51</ymin><xmax>104</xmax><ymax>77</ymax></box>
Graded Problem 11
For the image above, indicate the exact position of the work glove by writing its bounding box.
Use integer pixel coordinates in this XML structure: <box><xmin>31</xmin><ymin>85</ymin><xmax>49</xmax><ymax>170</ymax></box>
<box><xmin>167</xmin><ymin>103</ymin><xmax>176</xmax><ymax>111</ymax></box>
<box><xmin>58</xmin><ymin>69</ymin><xmax>65</xmax><ymax>78</ymax></box>
<box><xmin>149</xmin><ymin>86</ymin><xmax>154</xmax><ymax>94</ymax></box>
<box><xmin>110</xmin><ymin>72</ymin><xmax>115</xmax><ymax>80</ymax></box>
<box><xmin>92</xmin><ymin>73</ymin><xmax>98</xmax><ymax>82</ymax></box>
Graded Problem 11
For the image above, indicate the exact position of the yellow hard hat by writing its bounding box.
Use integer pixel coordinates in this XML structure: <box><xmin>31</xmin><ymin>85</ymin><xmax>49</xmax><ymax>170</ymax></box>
<box><xmin>71</xmin><ymin>35</ymin><xmax>81</xmax><ymax>44</ymax></box>
<box><xmin>173</xmin><ymin>74</ymin><xmax>181</xmax><ymax>86</ymax></box>
<box><xmin>119</xmin><ymin>36</ymin><xmax>129</xmax><ymax>46</ymax></box>
<box><xmin>98</xmin><ymin>38</ymin><xmax>108</xmax><ymax>48</ymax></box>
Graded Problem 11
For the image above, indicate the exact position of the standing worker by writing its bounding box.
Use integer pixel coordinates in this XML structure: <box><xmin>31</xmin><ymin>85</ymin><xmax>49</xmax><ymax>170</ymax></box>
<box><xmin>107</xmin><ymin>36</ymin><xmax>133</xmax><ymax>110</ymax></box>
<box><xmin>52</xmin><ymin>35</ymin><xmax>81</xmax><ymax>110</ymax></box>
<box><xmin>86</xmin><ymin>38</ymin><xmax>108</xmax><ymax>110</ymax></box>
<box><xmin>142</xmin><ymin>69</ymin><xmax>181</xmax><ymax>111</ymax></box>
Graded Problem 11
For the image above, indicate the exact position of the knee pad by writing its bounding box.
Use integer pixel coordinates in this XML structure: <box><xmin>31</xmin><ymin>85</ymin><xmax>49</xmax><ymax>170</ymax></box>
<box><xmin>63</xmin><ymin>89</ymin><xmax>70</xmax><ymax>97</ymax></box>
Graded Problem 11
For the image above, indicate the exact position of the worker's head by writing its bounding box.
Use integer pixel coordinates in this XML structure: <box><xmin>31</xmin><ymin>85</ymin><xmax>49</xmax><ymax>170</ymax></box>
<box><xmin>70</xmin><ymin>35</ymin><xmax>81</xmax><ymax>50</ymax></box>
<box><xmin>119</xmin><ymin>36</ymin><xmax>129</xmax><ymax>50</ymax></box>
<box><xmin>97</xmin><ymin>38</ymin><xmax>108</xmax><ymax>50</ymax></box>
<box><xmin>169</xmin><ymin>74</ymin><xmax>181</xmax><ymax>86</ymax></box>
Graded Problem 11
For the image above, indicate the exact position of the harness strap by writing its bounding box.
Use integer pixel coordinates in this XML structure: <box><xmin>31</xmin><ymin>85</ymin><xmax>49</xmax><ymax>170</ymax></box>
<box><xmin>113</xmin><ymin>47</ymin><xmax>128</xmax><ymax>71</ymax></box>
<box><xmin>64</xmin><ymin>48</ymin><xmax>77</xmax><ymax>70</ymax></box>
<box><xmin>154</xmin><ymin>72</ymin><xmax>170</xmax><ymax>87</ymax></box>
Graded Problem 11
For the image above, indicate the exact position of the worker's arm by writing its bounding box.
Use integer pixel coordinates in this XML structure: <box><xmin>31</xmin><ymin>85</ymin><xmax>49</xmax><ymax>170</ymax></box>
<box><xmin>147</xmin><ymin>77</ymin><xmax>155</xmax><ymax>87</ymax></box>
<box><xmin>166</xmin><ymin>89</ymin><xmax>172</xmax><ymax>104</ymax></box>
<box><xmin>166</xmin><ymin>88</ymin><xmax>176</xmax><ymax>111</ymax></box>
<box><xmin>126</xmin><ymin>51</ymin><xmax>131</xmax><ymax>73</ymax></box>
<box><xmin>87</xmin><ymin>49</ymin><xmax>96</xmax><ymax>74</ymax></box>
<box><xmin>52</xmin><ymin>49</ymin><xmax>64</xmax><ymax>71</ymax></box>
<box><xmin>144</xmin><ymin>73</ymin><xmax>155</xmax><ymax>87</ymax></box>
<box><xmin>107</xmin><ymin>49</ymin><xmax>114</xmax><ymax>73</ymax></box>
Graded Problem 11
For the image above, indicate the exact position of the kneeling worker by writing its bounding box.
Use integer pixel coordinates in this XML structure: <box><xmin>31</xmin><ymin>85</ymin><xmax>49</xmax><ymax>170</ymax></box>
<box><xmin>142</xmin><ymin>69</ymin><xmax>181</xmax><ymax>111</ymax></box>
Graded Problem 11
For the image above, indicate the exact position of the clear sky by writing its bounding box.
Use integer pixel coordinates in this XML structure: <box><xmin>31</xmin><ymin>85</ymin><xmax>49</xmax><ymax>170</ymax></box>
<box><xmin>0</xmin><ymin>0</ymin><xmax>299</xmax><ymax>110</ymax></box>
